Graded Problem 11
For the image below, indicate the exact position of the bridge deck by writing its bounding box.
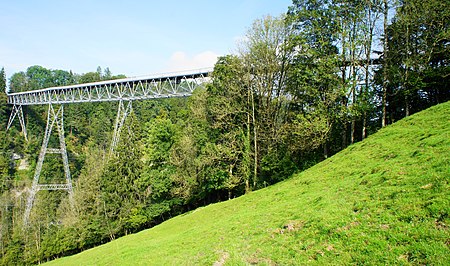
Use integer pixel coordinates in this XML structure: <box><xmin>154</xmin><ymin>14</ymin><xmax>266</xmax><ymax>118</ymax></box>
<box><xmin>7</xmin><ymin>69</ymin><xmax>212</xmax><ymax>105</ymax></box>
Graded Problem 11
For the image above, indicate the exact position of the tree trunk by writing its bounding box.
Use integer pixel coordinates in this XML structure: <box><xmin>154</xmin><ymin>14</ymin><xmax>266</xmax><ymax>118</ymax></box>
<box><xmin>245</xmin><ymin>112</ymin><xmax>251</xmax><ymax>193</ymax></box>
<box><xmin>341</xmin><ymin>19</ymin><xmax>349</xmax><ymax>149</ymax></box>
<box><xmin>351</xmin><ymin>119</ymin><xmax>355</xmax><ymax>144</ymax></box>
<box><xmin>405</xmin><ymin>17</ymin><xmax>410</xmax><ymax>117</ymax></box>
<box><xmin>362</xmin><ymin>116</ymin><xmax>367</xmax><ymax>140</ymax></box>
<box><xmin>245</xmin><ymin>80</ymin><xmax>252</xmax><ymax>193</ymax></box>
<box><xmin>342</xmin><ymin>117</ymin><xmax>347</xmax><ymax>149</ymax></box>
<box><xmin>382</xmin><ymin>0</ymin><xmax>389</xmax><ymax>127</ymax></box>
<box><xmin>362</xmin><ymin>61</ymin><xmax>368</xmax><ymax>140</ymax></box>
<box><xmin>251</xmin><ymin>89</ymin><xmax>258</xmax><ymax>189</ymax></box>
<box><xmin>363</xmin><ymin>0</ymin><xmax>375</xmax><ymax>140</ymax></box>
<box><xmin>405</xmin><ymin>93</ymin><xmax>410</xmax><ymax>116</ymax></box>
<box><xmin>350</xmin><ymin>63</ymin><xmax>356</xmax><ymax>144</ymax></box>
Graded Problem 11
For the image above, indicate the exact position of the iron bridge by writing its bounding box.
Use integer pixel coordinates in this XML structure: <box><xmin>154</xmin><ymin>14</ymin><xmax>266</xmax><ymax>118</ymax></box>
<box><xmin>6</xmin><ymin>68</ymin><xmax>212</xmax><ymax>226</ymax></box>
<box><xmin>7</xmin><ymin>69</ymin><xmax>211</xmax><ymax>105</ymax></box>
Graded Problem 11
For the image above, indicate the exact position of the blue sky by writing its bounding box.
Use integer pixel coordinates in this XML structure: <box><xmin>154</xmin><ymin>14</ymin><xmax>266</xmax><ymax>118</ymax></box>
<box><xmin>0</xmin><ymin>0</ymin><xmax>291</xmax><ymax>79</ymax></box>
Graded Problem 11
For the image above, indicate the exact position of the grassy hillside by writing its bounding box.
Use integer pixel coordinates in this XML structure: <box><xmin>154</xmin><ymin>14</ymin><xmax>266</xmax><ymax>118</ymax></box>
<box><xmin>46</xmin><ymin>102</ymin><xmax>449</xmax><ymax>265</ymax></box>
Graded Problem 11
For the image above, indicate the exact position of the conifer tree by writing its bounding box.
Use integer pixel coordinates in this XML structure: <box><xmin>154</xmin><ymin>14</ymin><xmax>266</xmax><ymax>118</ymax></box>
<box><xmin>101</xmin><ymin>111</ymin><xmax>144</xmax><ymax>237</ymax></box>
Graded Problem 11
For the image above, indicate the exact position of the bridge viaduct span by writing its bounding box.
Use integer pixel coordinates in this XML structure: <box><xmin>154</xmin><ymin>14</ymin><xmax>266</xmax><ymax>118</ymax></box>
<box><xmin>6</xmin><ymin>69</ymin><xmax>212</xmax><ymax>225</ymax></box>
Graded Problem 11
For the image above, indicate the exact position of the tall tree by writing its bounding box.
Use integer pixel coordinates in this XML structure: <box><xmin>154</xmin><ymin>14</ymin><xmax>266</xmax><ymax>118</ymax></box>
<box><xmin>69</xmin><ymin>147</ymin><xmax>108</xmax><ymax>248</ymax></box>
<box><xmin>26</xmin><ymin>65</ymin><xmax>53</xmax><ymax>90</ymax></box>
<box><xmin>0</xmin><ymin>67</ymin><xmax>7</xmax><ymax>126</ymax></box>
<box><xmin>288</xmin><ymin>0</ymin><xmax>343</xmax><ymax>156</ymax></box>
<box><xmin>361</xmin><ymin>0</ymin><xmax>383</xmax><ymax>138</ymax></box>
<box><xmin>381</xmin><ymin>0</ymin><xmax>389</xmax><ymax>127</ymax></box>
<box><xmin>335</xmin><ymin>0</ymin><xmax>366</xmax><ymax>144</ymax></box>
<box><xmin>378</xmin><ymin>0</ymin><xmax>449</xmax><ymax>122</ymax></box>
<box><xmin>140</xmin><ymin>111</ymin><xmax>180</xmax><ymax>220</ymax></box>
<box><xmin>9</xmin><ymin>72</ymin><xmax>28</xmax><ymax>93</ymax></box>
<box><xmin>0</xmin><ymin>68</ymin><xmax>11</xmax><ymax>193</ymax></box>
<box><xmin>239</xmin><ymin>14</ymin><xmax>297</xmax><ymax>186</ymax></box>
<box><xmin>207</xmin><ymin>55</ymin><xmax>253</xmax><ymax>192</ymax></box>
<box><xmin>79</xmin><ymin>71</ymin><xmax>101</xmax><ymax>83</ymax></box>
<box><xmin>101</xmin><ymin>111</ymin><xmax>144</xmax><ymax>238</ymax></box>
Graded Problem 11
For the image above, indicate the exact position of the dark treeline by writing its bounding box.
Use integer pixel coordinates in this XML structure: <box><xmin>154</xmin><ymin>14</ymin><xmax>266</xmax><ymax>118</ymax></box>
<box><xmin>1</xmin><ymin>0</ymin><xmax>449</xmax><ymax>264</ymax></box>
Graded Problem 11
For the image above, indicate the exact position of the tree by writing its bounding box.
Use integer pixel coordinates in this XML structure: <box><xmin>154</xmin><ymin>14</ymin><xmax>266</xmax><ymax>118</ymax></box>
<box><xmin>0</xmin><ymin>67</ymin><xmax>5</xmax><ymax>92</ymax></box>
<box><xmin>0</xmin><ymin>68</ymin><xmax>12</xmax><ymax>193</ymax></box>
<box><xmin>103</xmin><ymin>67</ymin><xmax>112</xmax><ymax>80</ymax></box>
<box><xmin>69</xmin><ymin>147</ymin><xmax>108</xmax><ymax>248</ymax></box>
<box><xmin>52</xmin><ymin>69</ymin><xmax>75</xmax><ymax>86</ymax></box>
<box><xmin>207</xmin><ymin>55</ymin><xmax>252</xmax><ymax>192</ymax></box>
<box><xmin>239</xmin><ymin>14</ymin><xmax>298</xmax><ymax>186</ymax></box>
<box><xmin>381</xmin><ymin>0</ymin><xmax>389</xmax><ymax>127</ymax></box>
<box><xmin>377</xmin><ymin>0</ymin><xmax>450</xmax><ymax>122</ymax></box>
<box><xmin>0</xmin><ymin>67</ymin><xmax>7</xmax><ymax>126</ymax></box>
<box><xmin>26</xmin><ymin>65</ymin><xmax>53</xmax><ymax>90</ymax></box>
<box><xmin>101</xmin><ymin>111</ymin><xmax>144</xmax><ymax>238</ymax></box>
<box><xmin>361</xmin><ymin>0</ymin><xmax>383</xmax><ymax>138</ymax></box>
<box><xmin>9</xmin><ymin>72</ymin><xmax>28</xmax><ymax>92</ymax></box>
<box><xmin>171</xmin><ymin>88</ymin><xmax>237</xmax><ymax>202</ymax></box>
<box><xmin>8</xmin><ymin>66</ymin><xmax>76</xmax><ymax>93</ymax></box>
<box><xmin>288</xmin><ymin>0</ymin><xmax>343</xmax><ymax>156</ymax></box>
<box><xmin>79</xmin><ymin>72</ymin><xmax>101</xmax><ymax>83</ymax></box>
<box><xmin>140</xmin><ymin>111</ymin><xmax>179</xmax><ymax>220</ymax></box>
<box><xmin>0</xmin><ymin>131</ymin><xmax>11</xmax><ymax>193</ymax></box>
<box><xmin>335</xmin><ymin>0</ymin><xmax>366</xmax><ymax>144</ymax></box>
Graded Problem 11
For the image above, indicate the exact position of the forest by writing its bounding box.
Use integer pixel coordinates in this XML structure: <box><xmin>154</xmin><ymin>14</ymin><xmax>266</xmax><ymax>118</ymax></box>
<box><xmin>0</xmin><ymin>0</ymin><xmax>449</xmax><ymax>264</ymax></box>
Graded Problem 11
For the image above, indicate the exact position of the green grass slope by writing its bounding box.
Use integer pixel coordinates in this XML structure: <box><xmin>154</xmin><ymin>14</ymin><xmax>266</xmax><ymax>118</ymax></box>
<box><xmin>46</xmin><ymin>102</ymin><xmax>450</xmax><ymax>265</ymax></box>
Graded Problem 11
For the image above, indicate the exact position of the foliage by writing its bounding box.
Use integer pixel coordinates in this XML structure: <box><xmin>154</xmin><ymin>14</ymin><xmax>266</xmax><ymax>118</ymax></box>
<box><xmin>45</xmin><ymin>101</ymin><xmax>450</xmax><ymax>265</ymax></box>
<box><xmin>101</xmin><ymin>111</ymin><xmax>144</xmax><ymax>237</ymax></box>
<box><xmin>375</xmin><ymin>0</ymin><xmax>450</xmax><ymax>121</ymax></box>
<box><xmin>0</xmin><ymin>69</ymin><xmax>13</xmax><ymax>194</ymax></box>
<box><xmin>0</xmin><ymin>68</ymin><xmax>9</xmax><ymax>127</ymax></box>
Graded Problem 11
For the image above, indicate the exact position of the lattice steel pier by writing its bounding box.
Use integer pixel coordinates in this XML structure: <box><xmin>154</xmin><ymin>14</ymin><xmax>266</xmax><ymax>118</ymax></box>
<box><xmin>23</xmin><ymin>104</ymin><xmax>73</xmax><ymax>224</ymax></box>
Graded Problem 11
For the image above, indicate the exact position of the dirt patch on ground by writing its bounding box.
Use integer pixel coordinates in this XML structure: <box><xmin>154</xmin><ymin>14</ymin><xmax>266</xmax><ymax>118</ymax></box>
<box><xmin>213</xmin><ymin>251</ymin><xmax>229</xmax><ymax>266</ymax></box>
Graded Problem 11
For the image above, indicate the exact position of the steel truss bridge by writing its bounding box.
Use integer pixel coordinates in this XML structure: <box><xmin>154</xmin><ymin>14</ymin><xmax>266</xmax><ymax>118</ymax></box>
<box><xmin>6</xmin><ymin>69</ymin><xmax>212</xmax><ymax>225</ymax></box>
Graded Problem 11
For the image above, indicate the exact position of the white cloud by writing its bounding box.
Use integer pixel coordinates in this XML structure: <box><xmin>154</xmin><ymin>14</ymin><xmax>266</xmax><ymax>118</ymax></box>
<box><xmin>164</xmin><ymin>51</ymin><xmax>220</xmax><ymax>73</ymax></box>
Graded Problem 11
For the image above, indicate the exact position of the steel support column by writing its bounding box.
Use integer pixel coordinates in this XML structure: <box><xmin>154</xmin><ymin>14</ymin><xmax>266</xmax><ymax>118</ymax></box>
<box><xmin>7</xmin><ymin>104</ymin><xmax>28</xmax><ymax>141</ymax></box>
<box><xmin>110</xmin><ymin>100</ymin><xmax>132</xmax><ymax>155</ymax></box>
<box><xmin>23</xmin><ymin>104</ymin><xmax>73</xmax><ymax>225</ymax></box>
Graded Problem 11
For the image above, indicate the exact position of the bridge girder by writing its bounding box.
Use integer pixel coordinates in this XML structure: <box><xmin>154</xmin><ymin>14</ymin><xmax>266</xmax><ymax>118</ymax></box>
<box><xmin>7</xmin><ymin>70</ymin><xmax>211</xmax><ymax>106</ymax></box>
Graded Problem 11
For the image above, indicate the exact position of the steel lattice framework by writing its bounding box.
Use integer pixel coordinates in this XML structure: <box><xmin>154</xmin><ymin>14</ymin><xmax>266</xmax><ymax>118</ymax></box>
<box><xmin>6</xmin><ymin>69</ymin><xmax>212</xmax><ymax>226</ymax></box>
<box><xmin>22</xmin><ymin>104</ymin><xmax>73</xmax><ymax>224</ymax></box>
<box><xmin>7</xmin><ymin>69</ymin><xmax>211</xmax><ymax>105</ymax></box>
